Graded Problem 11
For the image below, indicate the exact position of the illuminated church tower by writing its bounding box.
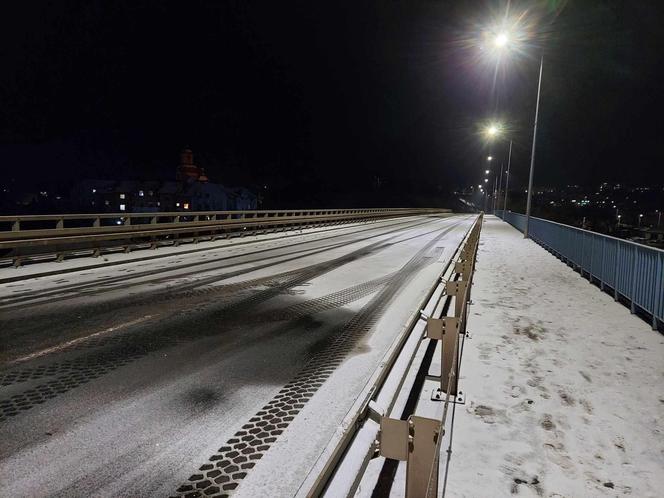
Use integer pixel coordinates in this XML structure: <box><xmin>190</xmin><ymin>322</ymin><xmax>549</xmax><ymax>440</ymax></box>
<box><xmin>177</xmin><ymin>147</ymin><xmax>204</xmax><ymax>181</ymax></box>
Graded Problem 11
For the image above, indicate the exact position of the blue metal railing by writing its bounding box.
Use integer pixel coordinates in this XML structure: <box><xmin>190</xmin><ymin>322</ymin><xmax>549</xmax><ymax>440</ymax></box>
<box><xmin>495</xmin><ymin>210</ymin><xmax>664</xmax><ymax>330</ymax></box>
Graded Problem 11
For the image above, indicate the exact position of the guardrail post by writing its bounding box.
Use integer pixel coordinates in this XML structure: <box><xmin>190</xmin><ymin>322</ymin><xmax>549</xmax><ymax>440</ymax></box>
<box><xmin>56</xmin><ymin>218</ymin><xmax>64</xmax><ymax>230</ymax></box>
<box><xmin>378</xmin><ymin>415</ymin><xmax>442</xmax><ymax>498</ymax></box>
<box><xmin>446</xmin><ymin>280</ymin><xmax>468</xmax><ymax>319</ymax></box>
<box><xmin>93</xmin><ymin>217</ymin><xmax>100</xmax><ymax>228</ymax></box>
<box><xmin>11</xmin><ymin>219</ymin><xmax>20</xmax><ymax>231</ymax></box>
<box><xmin>426</xmin><ymin>316</ymin><xmax>460</xmax><ymax>396</ymax></box>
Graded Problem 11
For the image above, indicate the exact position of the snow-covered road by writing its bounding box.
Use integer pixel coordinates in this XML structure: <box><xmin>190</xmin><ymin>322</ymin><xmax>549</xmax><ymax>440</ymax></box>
<box><xmin>444</xmin><ymin>216</ymin><xmax>664</xmax><ymax>498</ymax></box>
<box><xmin>0</xmin><ymin>214</ymin><xmax>472</xmax><ymax>497</ymax></box>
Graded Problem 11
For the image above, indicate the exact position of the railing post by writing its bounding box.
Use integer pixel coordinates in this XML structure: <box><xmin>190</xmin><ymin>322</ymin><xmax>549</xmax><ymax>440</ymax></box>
<box><xmin>630</xmin><ymin>245</ymin><xmax>638</xmax><ymax>314</ymax></box>
<box><xmin>11</xmin><ymin>219</ymin><xmax>20</xmax><ymax>231</ymax></box>
<box><xmin>378</xmin><ymin>415</ymin><xmax>442</xmax><ymax>498</ymax></box>
<box><xmin>614</xmin><ymin>242</ymin><xmax>621</xmax><ymax>301</ymax></box>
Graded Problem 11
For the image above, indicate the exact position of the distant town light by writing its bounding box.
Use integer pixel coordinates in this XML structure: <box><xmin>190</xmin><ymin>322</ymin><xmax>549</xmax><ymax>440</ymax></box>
<box><xmin>138</xmin><ymin>190</ymin><xmax>144</xmax><ymax>197</ymax></box>
<box><xmin>92</xmin><ymin>188</ymin><xmax>96</xmax><ymax>193</ymax></box>
<box><xmin>183</xmin><ymin>203</ymin><xmax>190</xmax><ymax>210</ymax></box>
<box><xmin>176</xmin><ymin>202</ymin><xmax>180</xmax><ymax>207</ymax></box>
<box><xmin>120</xmin><ymin>193</ymin><xmax>126</xmax><ymax>199</ymax></box>
<box><xmin>119</xmin><ymin>204</ymin><xmax>126</xmax><ymax>211</ymax></box>
<box><xmin>485</xmin><ymin>169</ymin><xmax>490</xmax><ymax>174</ymax></box>
<box><xmin>487</xmin><ymin>156</ymin><xmax>493</xmax><ymax>161</ymax></box>
<box><xmin>484</xmin><ymin>178</ymin><xmax>489</xmax><ymax>183</ymax></box>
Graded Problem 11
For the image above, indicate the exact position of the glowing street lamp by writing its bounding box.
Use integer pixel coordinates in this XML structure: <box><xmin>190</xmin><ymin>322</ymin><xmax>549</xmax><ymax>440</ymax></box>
<box><xmin>484</xmin><ymin>122</ymin><xmax>502</xmax><ymax>139</ymax></box>
<box><xmin>494</xmin><ymin>32</ymin><xmax>509</xmax><ymax>48</ymax></box>
<box><xmin>484</xmin><ymin>178</ymin><xmax>489</xmax><ymax>183</ymax></box>
<box><xmin>485</xmin><ymin>169</ymin><xmax>490</xmax><ymax>174</ymax></box>
<box><xmin>487</xmin><ymin>156</ymin><xmax>493</xmax><ymax>161</ymax></box>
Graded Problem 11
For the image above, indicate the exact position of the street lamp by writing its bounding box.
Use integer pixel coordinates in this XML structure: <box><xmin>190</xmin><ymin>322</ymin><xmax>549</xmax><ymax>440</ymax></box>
<box><xmin>494</xmin><ymin>32</ymin><xmax>509</xmax><ymax>48</ymax></box>
<box><xmin>485</xmin><ymin>169</ymin><xmax>490</xmax><ymax>175</ymax></box>
<box><xmin>485</xmin><ymin>26</ymin><xmax>544</xmax><ymax>239</ymax></box>
<box><xmin>639</xmin><ymin>213</ymin><xmax>643</xmax><ymax>227</ymax></box>
<box><xmin>487</xmin><ymin>156</ymin><xmax>493</xmax><ymax>161</ymax></box>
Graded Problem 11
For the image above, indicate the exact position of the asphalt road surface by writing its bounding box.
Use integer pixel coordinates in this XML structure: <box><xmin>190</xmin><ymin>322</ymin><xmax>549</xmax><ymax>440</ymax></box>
<box><xmin>0</xmin><ymin>214</ymin><xmax>472</xmax><ymax>498</ymax></box>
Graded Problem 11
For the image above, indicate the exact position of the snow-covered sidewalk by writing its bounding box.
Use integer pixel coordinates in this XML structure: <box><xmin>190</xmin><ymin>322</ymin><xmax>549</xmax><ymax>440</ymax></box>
<box><xmin>445</xmin><ymin>216</ymin><xmax>664</xmax><ymax>497</ymax></box>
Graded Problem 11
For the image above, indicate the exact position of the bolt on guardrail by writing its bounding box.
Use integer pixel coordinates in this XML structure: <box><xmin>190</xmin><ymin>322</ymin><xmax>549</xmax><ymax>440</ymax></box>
<box><xmin>376</xmin><ymin>214</ymin><xmax>483</xmax><ymax>498</ymax></box>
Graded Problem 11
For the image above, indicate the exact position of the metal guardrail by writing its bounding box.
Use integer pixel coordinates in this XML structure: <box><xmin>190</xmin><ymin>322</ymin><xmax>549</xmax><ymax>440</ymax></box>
<box><xmin>496</xmin><ymin>210</ymin><xmax>663</xmax><ymax>330</ymax></box>
<box><xmin>303</xmin><ymin>214</ymin><xmax>482</xmax><ymax>498</ymax></box>
<box><xmin>0</xmin><ymin>208</ymin><xmax>450</xmax><ymax>267</ymax></box>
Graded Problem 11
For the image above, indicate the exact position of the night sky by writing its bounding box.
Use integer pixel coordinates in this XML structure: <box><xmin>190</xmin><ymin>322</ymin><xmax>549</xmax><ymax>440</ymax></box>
<box><xmin>1</xmin><ymin>1</ymin><xmax>663</xmax><ymax>207</ymax></box>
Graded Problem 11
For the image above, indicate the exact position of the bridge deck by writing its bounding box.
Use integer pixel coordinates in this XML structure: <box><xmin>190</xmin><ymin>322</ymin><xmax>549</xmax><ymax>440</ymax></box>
<box><xmin>445</xmin><ymin>216</ymin><xmax>663</xmax><ymax>497</ymax></box>
<box><xmin>0</xmin><ymin>214</ymin><xmax>471</xmax><ymax>497</ymax></box>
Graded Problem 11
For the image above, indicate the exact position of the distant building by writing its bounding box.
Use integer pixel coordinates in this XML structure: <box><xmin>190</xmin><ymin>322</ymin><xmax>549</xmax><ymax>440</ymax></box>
<box><xmin>70</xmin><ymin>148</ymin><xmax>257</xmax><ymax>213</ymax></box>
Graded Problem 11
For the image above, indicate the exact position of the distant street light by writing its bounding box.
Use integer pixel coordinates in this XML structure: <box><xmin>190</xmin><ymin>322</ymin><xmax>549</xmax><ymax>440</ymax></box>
<box><xmin>485</xmin><ymin>169</ymin><xmax>490</xmax><ymax>174</ymax></box>
<box><xmin>639</xmin><ymin>213</ymin><xmax>643</xmax><ymax>227</ymax></box>
<box><xmin>484</xmin><ymin>178</ymin><xmax>489</xmax><ymax>183</ymax></box>
<box><xmin>482</xmin><ymin>119</ymin><xmax>513</xmax><ymax>218</ymax></box>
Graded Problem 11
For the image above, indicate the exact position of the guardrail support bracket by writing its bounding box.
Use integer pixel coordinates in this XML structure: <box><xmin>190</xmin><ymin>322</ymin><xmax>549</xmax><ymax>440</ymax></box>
<box><xmin>431</xmin><ymin>388</ymin><xmax>465</xmax><ymax>404</ymax></box>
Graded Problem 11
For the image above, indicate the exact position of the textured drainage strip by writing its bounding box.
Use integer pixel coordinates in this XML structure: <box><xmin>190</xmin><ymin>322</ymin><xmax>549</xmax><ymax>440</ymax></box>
<box><xmin>169</xmin><ymin>224</ymin><xmax>459</xmax><ymax>498</ymax></box>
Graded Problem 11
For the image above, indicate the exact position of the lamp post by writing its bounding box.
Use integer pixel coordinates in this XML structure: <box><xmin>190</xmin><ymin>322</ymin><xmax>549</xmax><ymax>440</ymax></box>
<box><xmin>503</xmin><ymin>140</ymin><xmax>513</xmax><ymax>218</ymax></box>
<box><xmin>524</xmin><ymin>56</ymin><xmax>544</xmax><ymax>239</ymax></box>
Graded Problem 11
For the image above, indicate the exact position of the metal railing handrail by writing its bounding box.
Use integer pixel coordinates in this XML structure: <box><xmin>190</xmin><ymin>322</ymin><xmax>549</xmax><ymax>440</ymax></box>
<box><xmin>502</xmin><ymin>211</ymin><xmax>664</xmax><ymax>254</ymax></box>
<box><xmin>496</xmin><ymin>210</ymin><xmax>663</xmax><ymax>330</ymax></box>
